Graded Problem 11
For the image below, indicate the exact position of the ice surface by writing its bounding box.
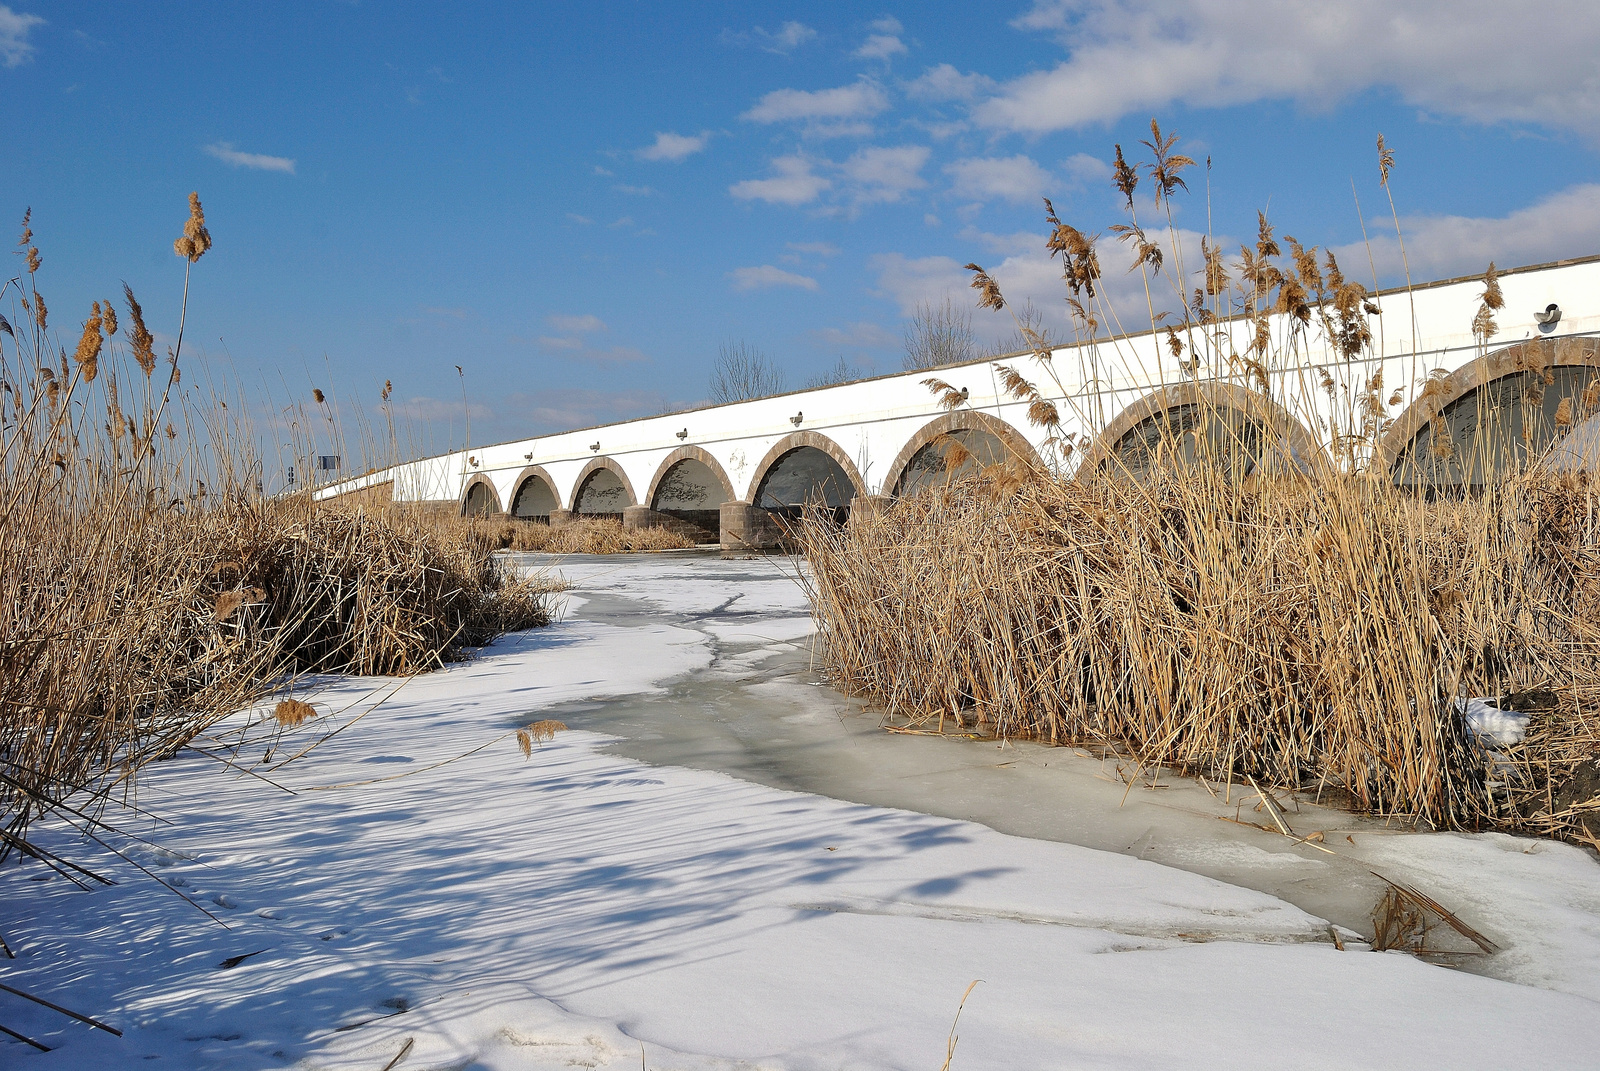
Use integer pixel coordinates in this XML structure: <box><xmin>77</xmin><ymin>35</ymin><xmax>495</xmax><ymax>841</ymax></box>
<box><xmin>1460</xmin><ymin>696</ymin><xmax>1531</xmax><ymax>744</ymax></box>
<box><xmin>3</xmin><ymin>549</ymin><xmax>1598</xmax><ymax>1069</ymax></box>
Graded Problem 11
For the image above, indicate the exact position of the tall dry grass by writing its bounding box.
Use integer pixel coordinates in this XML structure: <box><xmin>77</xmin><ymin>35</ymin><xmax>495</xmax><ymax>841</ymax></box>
<box><xmin>797</xmin><ymin>127</ymin><xmax>1600</xmax><ymax>841</ymax></box>
<box><xmin>465</xmin><ymin>516</ymin><xmax>699</xmax><ymax>554</ymax></box>
<box><xmin>0</xmin><ymin>200</ymin><xmax>552</xmax><ymax>866</ymax></box>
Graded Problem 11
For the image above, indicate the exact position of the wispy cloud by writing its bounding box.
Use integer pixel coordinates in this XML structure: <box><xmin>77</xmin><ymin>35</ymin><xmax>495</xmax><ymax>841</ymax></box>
<box><xmin>394</xmin><ymin>396</ymin><xmax>495</xmax><ymax>422</ymax></box>
<box><xmin>904</xmin><ymin>63</ymin><xmax>995</xmax><ymax>102</ymax></box>
<box><xmin>855</xmin><ymin>34</ymin><xmax>906</xmax><ymax>61</ymax></box>
<box><xmin>787</xmin><ymin>241</ymin><xmax>841</xmax><ymax>256</ymax></box>
<box><xmin>0</xmin><ymin>5</ymin><xmax>44</xmax><ymax>67</ymax></box>
<box><xmin>548</xmin><ymin>313</ymin><xmax>607</xmax><ymax>333</ymax></box>
<box><xmin>944</xmin><ymin>154</ymin><xmax>1052</xmax><ymax>204</ymax></box>
<box><xmin>204</xmin><ymin>141</ymin><xmax>296</xmax><ymax>174</ymax></box>
<box><xmin>565</xmin><ymin>212</ymin><xmax>594</xmax><ymax>225</ymax></box>
<box><xmin>728</xmin><ymin>265</ymin><xmax>819</xmax><ymax>291</ymax></box>
<box><xmin>534</xmin><ymin>335</ymin><xmax>583</xmax><ymax>350</ymax></box>
<box><xmin>985</xmin><ymin>0</ymin><xmax>1600</xmax><ymax>140</ymax></box>
<box><xmin>730</xmin><ymin>156</ymin><xmax>832</xmax><ymax>206</ymax></box>
<box><xmin>841</xmin><ymin>145</ymin><xmax>929</xmax><ymax>204</ymax></box>
<box><xmin>723</xmin><ymin>21</ymin><xmax>818</xmax><ymax>54</ymax></box>
<box><xmin>636</xmin><ymin>131</ymin><xmax>710</xmax><ymax>162</ymax></box>
<box><xmin>813</xmin><ymin>321</ymin><xmax>899</xmax><ymax>350</ymax></box>
<box><xmin>612</xmin><ymin>183</ymin><xmax>657</xmax><ymax>196</ymax></box>
<box><xmin>742</xmin><ymin>81</ymin><xmax>889</xmax><ymax>125</ymax></box>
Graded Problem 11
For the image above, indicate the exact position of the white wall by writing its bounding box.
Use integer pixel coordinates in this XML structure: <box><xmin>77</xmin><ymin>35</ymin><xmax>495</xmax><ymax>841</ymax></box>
<box><xmin>319</xmin><ymin>257</ymin><xmax>1600</xmax><ymax>513</ymax></box>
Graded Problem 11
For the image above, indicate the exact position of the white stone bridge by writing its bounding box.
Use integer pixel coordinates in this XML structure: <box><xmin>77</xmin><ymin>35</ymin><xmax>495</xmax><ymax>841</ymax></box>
<box><xmin>323</xmin><ymin>256</ymin><xmax>1600</xmax><ymax>552</ymax></box>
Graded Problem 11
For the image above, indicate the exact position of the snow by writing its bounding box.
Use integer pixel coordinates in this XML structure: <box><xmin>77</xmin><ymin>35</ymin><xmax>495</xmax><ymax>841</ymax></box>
<box><xmin>3</xmin><ymin>550</ymin><xmax>1598</xmax><ymax>1069</ymax></box>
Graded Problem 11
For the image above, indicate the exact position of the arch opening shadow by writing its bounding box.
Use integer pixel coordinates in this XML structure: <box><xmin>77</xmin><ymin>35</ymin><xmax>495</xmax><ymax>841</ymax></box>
<box><xmin>893</xmin><ymin>428</ymin><xmax>1011</xmax><ymax>497</ymax></box>
<box><xmin>574</xmin><ymin>467</ymin><xmax>630</xmax><ymax>520</ymax></box>
<box><xmin>462</xmin><ymin>478</ymin><xmax>501</xmax><ymax>517</ymax></box>
<box><xmin>651</xmin><ymin>457</ymin><xmax>729</xmax><ymax>539</ymax></box>
<box><xmin>511</xmin><ymin>474</ymin><xmax>559</xmax><ymax>523</ymax></box>
<box><xmin>754</xmin><ymin>446</ymin><xmax>853</xmax><ymax>525</ymax></box>
<box><xmin>1391</xmin><ymin>364</ymin><xmax>1600</xmax><ymax>494</ymax></box>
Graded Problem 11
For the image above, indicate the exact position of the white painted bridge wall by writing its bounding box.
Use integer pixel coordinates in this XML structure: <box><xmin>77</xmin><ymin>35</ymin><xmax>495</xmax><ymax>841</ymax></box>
<box><xmin>320</xmin><ymin>257</ymin><xmax>1600</xmax><ymax>513</ymax></box>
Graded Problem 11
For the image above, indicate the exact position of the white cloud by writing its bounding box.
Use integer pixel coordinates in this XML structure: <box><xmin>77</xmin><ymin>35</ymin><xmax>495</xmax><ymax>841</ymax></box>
<box><xmin>0</xmin><ymin>5</ymin><xmax>44</xmax><ymax>67</ymax></box>
<box><xmin>593</xmin><ymin>165</ymin><xmax>615</xmax><ymax>176</ymax></box>
<box><xmin>204</xmin><ymin>142</ymin><xmax>296</xmax><ymax>174</ymax></box>
<box><xmin>841</xmin><ymin>145</ymin><xmax>930</xmax><ymax>203</ymax></box>
<box><xmin>945</xmin><ymin>154</ymin><xmax>1053</xmax><ymax>204</ymax></box>
<box><xmin>724</xmin><ymin>21</ymin><xmax>819</xmax><ymax>54</ymax></box>
<box><xmin>787</xmin><ymin>241</ymin><xmax>841</xmax><ymax>256</ymax></box>
<box><xmin>730</xmin><ymin>156</ymin><xmax>832</xmax><ymax>206</ymax></box>
<box><xmin>743</xmin><ymin>81</ymin><xmax>889</xmax><ymax>124</ymax></box>
<box><xmin>905</xmin><ymin>63</ymin><xmax>995</xmax><ymax>102</ymax></box>
<box><xmin>506</xmin><ymin>388</ymin><xmax>678</xmax><ymax>433</ymax></box>
<box><xmin>959</xmin><ymin>227</ymin><xmax>1043</xmax><ymax>257</ymax></box>
<box><xmin>565</xmin><ymin>212</ymin><xmax>593</xmax><ymax>225</ymax></box>
<box><xmin>814</xmin><ymin>321</ymin><xmax>900</xmax><ymax>349</ymax></box>
<box><xmin>870</xmin><ymin>252</ymin><xmax>973</xmax><ymax>316</ymax></box>
<box><xmin>637</xmin><ymin>131</ymin><xmax>710</xmax><ymax>162</ymax></box>
<box><xmin>1335</xmin><ymin>183</ymin><xmax>1600</xmax><ymax>283</ymax></box>
<box><xmin>855</xmin><ymin>34</ymin><xmax>906</xmax><ymax>61</ymax></box>
<box><xmin>870</xmin><ymin>16</ymin><xmax>904</xmax><ymax>34</ymax></box>
<box><xmin>983</xmin><ymin>0</ymin><xmax>1600</xmax><ymax>139</ymax></box>
<box><xmin>548</xmin><ymin>314</ymin><xmax>606</xmax><ymax>333</ymax></box>
<box><xmin>1063</xmin><ymin>152</ymin><xmax>1112</xmax><ymax>185</ymax></box>
<box><xmin>728</xmin><ymin>265</ymin><xmax>820</xmax><ymax>291</ymax></box>
<box><xmin>608</xmin><ymin>216</ymin><xmax>634</xmax><ymax>228</ymax></box>
<box><xmin>535</xmin><ymin>335</ymin><xmax>582</xmax><ymax>350</ymax></box>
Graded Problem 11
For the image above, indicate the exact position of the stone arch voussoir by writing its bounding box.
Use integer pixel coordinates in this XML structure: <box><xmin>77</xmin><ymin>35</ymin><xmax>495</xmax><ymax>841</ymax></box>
<box><xmin>744</xmin><ymin>431</ymin><xmax>866</xmax><ymax>504</ymax></box>
<box><xmin>1081</xmin><ymin>379</ymin><xmax>1328</xmax><ymax>477</ymax></box>
<box><xmin>460</xmin><ymin>473</ymin><xmax>504</xmax><ymax>516</ymax></box>
<box><xmin>883</xmin><ymin>410</ymin><xmax>1044</xmax><ymax>496</ymax></box>
<box><xmin>1375</xmin><ymin>337</ymin><xmax>1600</xmax><ymax>471</ymax></box>
<box><xmin>645</xmin><ymin>446</ymin><xmax>737</xmax><ymax>508</ymax></box>
<box><xmin>567</xmin><ymin>456</ymin><xmax>638</xmax><ymax>511</ymax></box>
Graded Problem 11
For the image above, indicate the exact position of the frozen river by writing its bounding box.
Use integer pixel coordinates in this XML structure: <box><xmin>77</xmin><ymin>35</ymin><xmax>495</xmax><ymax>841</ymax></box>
<box><xmin>3</xmin><ymin>549</ymin><xmax>1598</xmax><ymax>1069</ymax></box>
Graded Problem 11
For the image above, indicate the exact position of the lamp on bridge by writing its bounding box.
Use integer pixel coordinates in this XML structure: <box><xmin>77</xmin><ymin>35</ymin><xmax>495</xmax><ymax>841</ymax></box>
<box><xmin>589</xmin><ymin>442</ymin><xmax>601</xmax><ymax>452</ymax></box>
<box><xmin>523</xmin><ymin>452</ymin><xmax>533</xmax><ymax>460</ymax></box>
<box><xmin>790</xmin><ymin>411</ymin><xmax>803</xmax><ymax>426</ymax></box>
<box><xmin>676</xmin><ymin>428</ymin><xmax>688</xmax><ymax>440</ymax></box>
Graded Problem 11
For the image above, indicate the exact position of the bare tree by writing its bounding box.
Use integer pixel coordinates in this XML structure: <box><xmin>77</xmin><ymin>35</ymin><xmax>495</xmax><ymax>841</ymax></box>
<box><xmin>806</xmin><ymin>356</ymin><xmax>861</xmax><ymax>389</ymax></box>
<box><xmin>902</xmin><ymin>298</ymin><xmax>976</xmax><ymax>371</ymax></box>
<box><xmin>990</xmin><ymin>300</ymin><xmax>1055</xmax><ymax>358</ymax></box>
<box><xmin>710</xmin><ymin>340</ymin><xmax>786</xmax><ymax>403</ymax></box>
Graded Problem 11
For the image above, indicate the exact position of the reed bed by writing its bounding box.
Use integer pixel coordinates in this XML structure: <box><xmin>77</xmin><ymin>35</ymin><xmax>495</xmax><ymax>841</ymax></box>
<box><xmin>465</xmin><ymin>516</ymin><xmax>698</xmax><ymax>554</ymax></box>
<box><xmin>0</xmin><ymin>200</ymin><xmax>553</xmax><ymax>865</ymax></box>
<box><xmin>799</xmin><ymin>467</ymin><xmax>1600</xmax><ymax>838</ymax></box>
<box><xmin>798</xmin><ymin>126</ymin><xmax>1600</xmax><ymax>841</ymax></box>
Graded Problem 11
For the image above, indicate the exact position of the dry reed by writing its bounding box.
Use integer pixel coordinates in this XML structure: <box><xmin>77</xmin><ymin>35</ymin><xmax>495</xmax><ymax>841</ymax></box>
<box><xmin>0</xmin><ymin>199</ymin><xmax>555</xmax><ymax>864</ymax></box>
<box><xmin>796</xmin><ymin>126</ymin><xmax>1600</xmax><ymax>841</ymax></box>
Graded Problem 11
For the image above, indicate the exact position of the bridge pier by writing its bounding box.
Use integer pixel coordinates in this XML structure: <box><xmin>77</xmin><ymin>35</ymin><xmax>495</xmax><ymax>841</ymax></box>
<box><xmin>623</xmin><ymin>505</ymin><xmax>717</xmax><ymax>543</ymax></box>
<box><xmin>719</xmin><ymin>500</ymin><xmax>786</xmax><ymax>556</ymax></box>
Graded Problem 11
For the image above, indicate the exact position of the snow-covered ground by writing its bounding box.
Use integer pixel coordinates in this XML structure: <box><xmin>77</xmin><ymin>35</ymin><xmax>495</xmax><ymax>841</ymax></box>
<box><xmin>3</xmin><ymin>551</ymin><xmax>1598</xmax><ymax>1069</ymax></box>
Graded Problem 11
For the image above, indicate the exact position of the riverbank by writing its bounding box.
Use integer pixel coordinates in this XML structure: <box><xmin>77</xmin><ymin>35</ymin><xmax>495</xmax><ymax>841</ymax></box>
<box><xmin>3</xmin><ymin>550</ymin><xmax>1597</xmax><ymax>1068</ymax></box>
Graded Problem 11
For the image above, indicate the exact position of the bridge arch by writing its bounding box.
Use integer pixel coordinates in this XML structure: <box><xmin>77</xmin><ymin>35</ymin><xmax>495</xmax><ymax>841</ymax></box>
<box><xmin>569</xmin><ymin>457</ymin><xmax>637</xmax><ymax>517</ymax></box>
<box><xmin>646</xmin><ymin>446</ymin><xmax>736</xmax><ymax>535</ymax></box>
<box><xmin>745</xmin><ymin>431</ymin><xmax>865</xmax><ymax>515</ymax></box>
<box><xmin>508</xmin><ymin>465</ymin><xmax>560</xmax><ymax>521</ymax></box>
<box><xmin>460</xmin><ymin>474</ymin><xmax>503</xmax><ymax>517</ymax></box>
<box><xmin>1380</xmin><ymin>338</ymin><xmax>1600</xmax><ymax>491</ymax></box>
<box><xmin>884</xmin><ymin>411</ymin><xmax>1042</xmax><ymax>497</ymax></box>
<box><xmin>1082</xmin><ymin>381</ymin><xmax>1325</xmax><ymax>481</ymax></box>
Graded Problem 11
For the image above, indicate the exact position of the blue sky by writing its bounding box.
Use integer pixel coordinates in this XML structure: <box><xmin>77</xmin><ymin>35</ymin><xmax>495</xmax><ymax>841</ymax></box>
<box><xmin>5</xmin><ymin>1</ymin><xmax>1600</xmax><ymax>455</ymax></box>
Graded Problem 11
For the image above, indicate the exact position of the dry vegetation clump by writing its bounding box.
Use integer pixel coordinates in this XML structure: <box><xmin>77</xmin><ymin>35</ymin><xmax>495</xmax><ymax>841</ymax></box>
<box><xmin>800</xmin><ymin>468</ymin><xmax>1600</xmax><ymax>837</ymax></box>
<box><xmin>0</xmin><ymin>200</ymin><xmax>554</xmax><ymax>862</ymax></box>
<box><xmin>798</xmin><ymin>125</ymin><xmax>1600</xmax><ymax>841</ymax></box>
<box><xmin>466</xmin><ymin>516</ymin><xmax>699</xmax><ymax>554</ymax></box>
